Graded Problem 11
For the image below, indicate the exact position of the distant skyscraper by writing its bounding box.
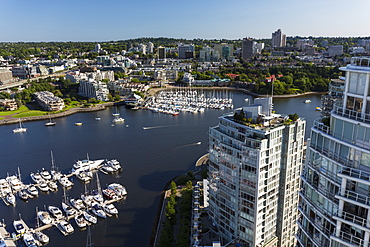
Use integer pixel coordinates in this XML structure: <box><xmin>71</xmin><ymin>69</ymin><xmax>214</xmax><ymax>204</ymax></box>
<box><xmin>178</xmin><ymin>44</ymin><xmax>194</xmax><ymax>59</ymax></box>
<box><xmin>272</xmin><ymin>29</ymin><xmax>286</xmax><ymax>48</ymax></box>
<box><xmin>242</xmin><ymin>37</ymin><xmax>254</xmax><ymax>60</ymax></box>
<box><xmin>208</xmin><ymin>97</ymin><xmax>305</xmax><ymax>247</ymax></box>
<box><xmin>158</xmin><ymin>46</ymin><xmax>166</xmax><ymax>59</ymax></box>
<box><xmin>147</xmin><ymin>42</ymin><xmax>154</xmax><ymax>54</ymax></box>
<box><xmin>297</xmin><ymin>57</ymin><xmax>370</xmax><ymax>247</ymax></box>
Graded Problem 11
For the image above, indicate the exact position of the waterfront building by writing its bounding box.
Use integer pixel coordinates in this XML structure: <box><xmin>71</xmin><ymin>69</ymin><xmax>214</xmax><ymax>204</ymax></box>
<box><xmin>0</xmin><ymin>99</ymin><xmax>18</xmax><ymax>111</ymax></box>
<box><xmin>33</xmin><ymin>91</ymin><xmax>64</xmax><ymax>111</ymax></box>
<box><xmin>208</xmin><ymin>97</ymin><xmax>305</xmax><ymax>246</ymax></box>
<box><xmin>79</xmin><ymin>79</ymin><xmax>109</xmax><ymax>101</ymax></box>
<box><xmin>297</xmin><ymin>57</ymin><xmax>370</xmax><ymax>247</ymax></box>
<box><xmin>272</xmin><ymin>29</ymin><xmax>286</xmax><ymax>48</ymax></box>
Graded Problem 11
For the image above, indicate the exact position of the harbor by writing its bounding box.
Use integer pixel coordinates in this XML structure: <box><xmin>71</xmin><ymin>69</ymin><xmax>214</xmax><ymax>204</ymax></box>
<box><xmin>0</xmin><ymin>92</ymin><xmax>323</xmax><ymax>246</ymax></box>
<box><xmin>0</xmin><ymin>156</ymin><xmax>127</xmax><ymax>246</ymax></box>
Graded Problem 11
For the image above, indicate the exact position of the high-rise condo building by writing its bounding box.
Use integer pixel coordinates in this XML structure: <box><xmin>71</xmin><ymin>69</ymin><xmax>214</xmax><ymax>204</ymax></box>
<box><xmin>158</xmin><ymin>46</ymin><xmax>166</xmax><ymax>60</ymax></box>
<box><xmin>208</xmin><ymin>97</ymin><xmax>305</xmax><ymax>247</ymax></box>
<box><xmin>297</xmin><ymin>57</ymin><xmax>370</xmax><ymax>247</ymax></box>
<box><xmin>242</xmin><ymin>38</ymin><xmax>255</xmax><ymax>61</ymax></box>
<box><xmin>272</xmin><ymin>29</ymin><xmax>286</xmax><ymax>48</ymax></box>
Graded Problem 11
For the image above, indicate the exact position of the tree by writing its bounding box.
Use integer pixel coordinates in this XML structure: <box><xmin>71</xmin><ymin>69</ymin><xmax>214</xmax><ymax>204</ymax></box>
<box><xmin>170</xmin><ymin>181</ymin><xmax>177</xmax><ymax>196</ymax></box>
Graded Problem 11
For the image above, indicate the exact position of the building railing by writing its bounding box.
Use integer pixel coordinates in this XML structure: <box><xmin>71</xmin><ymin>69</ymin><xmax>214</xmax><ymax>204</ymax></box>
<box><xmin>301</xmin><ymin>175</ymin><xmax>338</xmax><ymax>204</ymax></box>
<box><xmin>331</xmin><ymin>230</ymin><xmax>365</xmax><ymax>246</ymax></box>
<box><xmin>298</xmin><ymin>206</ymin><xmax>332</xmax><ymax>238</ymax></box>
<box><xmin>297</xmin><ymin>219</ymin><xmax>321</xmax><ymax>246</ymax></box>
<box><xmin>333</xmin><ymin>103</ymin><xmax>370</xmax><ymax>125</ymax></box>
<box><xmin>310</xmin><ymin>145</ymin><xmax>359</xmax><ymax>170</ymax></box>
<box><xmin>306</xmin><ymin>161</ymin><xmax>341</xmax><ymax>185</ymax></box>
<box><xmin>339</xmin><ymin>167</ymin><xmax>370</xmax><ymax>184</ymax></box>
<box><xmin>336</xmin><ymin>188</ymin><xmax>370</xmax><ymax>206</ymax></box>
<box><xmin>299</xmin><ymin>191</ymin><xmax>335</xmax><ymax>221</ymax></box>
<box><xmin>334</xmin><ymin>210</ymin><xmax>369</xmax><ymax>229</ymax></box>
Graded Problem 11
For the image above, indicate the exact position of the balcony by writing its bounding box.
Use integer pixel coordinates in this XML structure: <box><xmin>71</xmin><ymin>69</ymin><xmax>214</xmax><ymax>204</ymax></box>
<box><xmin>331</xmin><ymin>230</ymin><xmax>365</xmax><ymax>247</ymax></box>
<box><xmin>298</xmin><ymin>205</ymin><xmax>333</xmax><ymax>238</ymax></box>
<box><xmin>333</xmin><ymin>211</ymin><xmax>370</xmax><ymax>229</ymax></box>
<box><xmin>299</xmin><ymin>191</ymin><xmax>335</xmax><ymax>223</ymax></box>
<box><xmin>309</xmin><ymin>145</ymin><xmax>359</xmax><ymax>170</ymax></box>
<box><xmin>301</xmin><ymin>174</ymin><xmax>339</xmax><ymax>204</ymax></box>
<box><xmin>336</xmin><ymin>188</ymin><xmax>370</xmax><ymax>208</ymax></box>
<box><xmin>297</xmin><ymin>219</ymin><xmax>321</xmax><ymax>246</ymax></box>
<box><xmin>339</xmin><ymin>167</ymin><xmax>370</xmax><ymax>185</ymax></box>
<box><xmin>333</xmin><ymin>103</ymin><xmax>370</xmax><ymax>125</ymax></box>
<box><xmin>306</xmin><ymin>161</ymin><xmax>341</xmax><ymax>185</ymax></box>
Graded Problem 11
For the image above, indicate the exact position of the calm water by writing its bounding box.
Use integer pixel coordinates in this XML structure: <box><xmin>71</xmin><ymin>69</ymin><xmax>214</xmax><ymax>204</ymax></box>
<box><xmin>0</xmin><ymin>91</ymin><xmax>322</xmax><ymax>247</ymax></box>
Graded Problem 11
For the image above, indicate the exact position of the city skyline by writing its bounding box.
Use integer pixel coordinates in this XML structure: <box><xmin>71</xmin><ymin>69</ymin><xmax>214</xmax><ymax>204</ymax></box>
<box><xmin>1</xmin><ymin>0</ymin><xmax>369</xmax><ymax>42</ymax></box>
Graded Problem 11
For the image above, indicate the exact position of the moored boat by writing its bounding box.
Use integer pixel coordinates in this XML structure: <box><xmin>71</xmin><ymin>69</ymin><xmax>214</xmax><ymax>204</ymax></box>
<box><xmin>27</xmin><ymin>184</ymin><xmax>39</xmax><ymax>197</ymax></box>
<box><xmin>57</xmin><ymin>220</ymin><xmax>74</xmax><ymax>235</ymax></box>
<box><xmin>83</xmin><ymin>211</ymin><xmax>97</xmax><ymax>224</ymax></box>
<box><xmin>37</xmin><ymin>210</ymin><xmax>53</xmax><ymax>225</ymax></box>
<box><xmin>23</xmin><ymin>232</ymin><xmax>38</xmax><ymax>247</ymax></box>
<box><xmin>62</xmin><ymin>202</ymin><xmax>77</xmax><ymax>216</ymax></box>
<box><xmin>48</xmin><ymin>205</ymin><xmax>64</xmax><ymax>219</ymax></box>
<box><xmin>91</xmin><ymin>204</ymin><xmax>106</xmax><ymax>218</ymax></box>
<box><xmin>18</xmin><ymin>189</ymin><xmax>29</xmax><ymax>200</ymax></box>
<box><xmin>70</xmin><ymin>198</ymin><xmax>86</xmax><ymax>211</ymax></box>
<box><xmin>103</xmin><ymin>203</ymin><xmax>118</xmax><ymax>215</ymax></box>
<box><xmin>33</xmin><ymin>231</ymin><xmax>49</xmax><ymax>245</ymax></box>
<box><xmin>6</xmin><ymin>193</ymin><xmax>16</xmax><ymax>206</ymax></box>
<box><xmin>75</xmin><ymin>214</ymin><xmax>87</xmax><ymax>228</ymax></box>
<box><xmin>13</xmin><ymin>219</ymin><xmax>26</xmax><ymax>234</ymax></box>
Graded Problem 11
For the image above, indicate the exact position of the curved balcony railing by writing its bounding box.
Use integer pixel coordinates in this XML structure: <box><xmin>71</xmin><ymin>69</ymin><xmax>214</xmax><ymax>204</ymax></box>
<box><xmin>332</xmin><ymin>103</ymin><xmax>370</xmax><ymax>124</ymax></box>
<box><xmin>336</xmin><ymin>188</ymin><xmax>370</xmax><ymax>206</ymax></box>
<box><xmin>331</xmin><ymin>230</ymin><xmax>365</xmax><ymax>247</ymax></box>
<box><xmin>334</xmin><ymin>211</ymin><xmax>369</xmax><ymax>229</ymax></box>
<box><xmin>339</xmin><ymin>167</ymin><xmax>370</xmax><ymax>184</ymax></box>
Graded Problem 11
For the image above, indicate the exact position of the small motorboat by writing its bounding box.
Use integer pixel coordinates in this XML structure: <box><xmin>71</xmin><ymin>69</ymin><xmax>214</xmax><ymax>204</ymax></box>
<box><xmin>37</xmin><ymin>211</ymin><xmax>53</xmax><ymax>225</ymax></box>
<box><xmin>81</xmin><ymin>194</ymin><xmax>96</xmax><ymax>207</ymax></box>
<box><xmin>76</xmin><ymin>171</ymin><xmax>93</xmax><ymax>182</ymax></box>
<box><xmin>58</xmin><ymin>220</ymin><xmax>74</xmax><ymax>235</ymax></box>
<box><xmin>6</xmin><ymin>193</ymin><xmax>16</xmax><ymax>206</ymax></box>
<box><xmin>91</xmin><ymin>204</ymin><xmax>106</xmax><ymax>218</ymax></box>
<box><xmin>37</xmin><ymin>181</ymin><xmax>49</xmax><ymax>192</ymax></box>
<box><xmin>33</xmin><ymin>231</ymin><xmax>49</xmax><ymax>244</ymax></box>
<box><xmin>30</xmin><ymin>172</ymin><xmax>43</xmax><ymax>184</ymax></box>
<box><xmin>103</xmin><ymin>203</ymin><xmax>118</xmax><ymax>215</ymax></box>
<box><xmin>48</xmin><ymin>205</ymin><xmax>64</xmax><ymax>219</ymax></box>
<box><xmin>27</xmin><ymin>184</ymin><xmax>39</xmax><ymax>197</ymax></box>
<box><xmin>75</xmin><ymin>214</ymin><xmax>87</xmax><ymax>228</ymax></box>
<box><xmin>75</xmin><ymin>122</ymin><xmax>82</xmax><ymax>126</ymax></box>
<box><xmin>58</xmin><ymin>175</ymin><xmax>74</xmax><ymax>188</ymax></box>
<box><xmin>47</xmin><ymin>181</ymin><xmax>58</xmax><ymax>191</ymax></box>
<box><xmin>83</xmin><ymin>211</ymin><xmax>97</xmax><ymax>224</ymax></box>
<box><xmin>62</xmin><ymin>202</ymin><xmax>77</xmax><ymax>216</ymax></box>
<box><xmin>70</xmin><ymin>198</ymin><xmax>86</xmax><ymax>211</ymax></box>
<box><xmin>13</xmin><ymin>219</ymin><xmax>26</xmax><ymax>234</ymax></box>
<box><xmin>23</xmin><ymin>232</ymin><xmax>38</xmax><ymax>247</ymax></box>
<box><xmin>92</xmin><ymin>190</ymin><xmax>104</xmax><ymax>204</ymax></box>
<box><xmin>40</xmin><ymin>168</ymin><xmax>52</xmax><ymax>180</ymax></box>
<box><xmin>18</xmin><ymin>189</ymin><xmax>29</xmax><ymax>200</ymax></box>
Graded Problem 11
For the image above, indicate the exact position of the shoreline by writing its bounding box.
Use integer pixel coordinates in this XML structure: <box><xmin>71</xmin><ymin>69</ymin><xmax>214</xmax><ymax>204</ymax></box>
<box><xmin>0</xmin><ymin>87</ymin><xmax>325</xmax><ymax>126</ymax></box>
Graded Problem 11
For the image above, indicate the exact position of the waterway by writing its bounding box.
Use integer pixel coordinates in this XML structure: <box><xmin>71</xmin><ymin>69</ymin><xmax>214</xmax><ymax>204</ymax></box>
<box><xmin>0</xmin><ymin>91</ymin><xmax>322</xmax><ymax>246</ymax></box>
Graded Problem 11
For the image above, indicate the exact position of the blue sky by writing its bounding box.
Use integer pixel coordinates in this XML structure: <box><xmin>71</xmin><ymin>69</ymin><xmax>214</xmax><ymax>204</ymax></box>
<box><xmin>1</xmin><ymin>0</ymin><xmax>369</xmax><ymax>42</ymax></box>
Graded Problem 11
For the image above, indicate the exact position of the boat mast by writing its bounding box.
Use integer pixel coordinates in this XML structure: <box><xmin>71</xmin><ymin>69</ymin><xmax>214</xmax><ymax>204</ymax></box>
<box><xmin>86</xmin><ymin>225</ymin><xmax>93</xmax><ymax>247</ymax></box>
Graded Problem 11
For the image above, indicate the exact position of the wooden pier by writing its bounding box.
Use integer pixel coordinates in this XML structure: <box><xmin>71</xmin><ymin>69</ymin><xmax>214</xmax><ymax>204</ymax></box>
<box><xmin>0</xmin><ymin>223</ymin><xmax>17</xmax><ymax>247</ymax></box>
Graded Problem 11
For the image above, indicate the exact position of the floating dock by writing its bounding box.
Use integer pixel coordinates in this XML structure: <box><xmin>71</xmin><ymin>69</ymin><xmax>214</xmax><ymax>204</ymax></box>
<box><xmin>0</xmin><ymin>223</ymin><xmax>17</xmax><ymax>247</ymax></box>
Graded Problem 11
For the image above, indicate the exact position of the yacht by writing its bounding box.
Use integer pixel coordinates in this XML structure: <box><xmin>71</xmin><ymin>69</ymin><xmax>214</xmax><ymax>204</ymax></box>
<box><xmin>103</xmin><ymin>203</ymin><xmax>118</xmax><ymax>215</ymax></box>
<box><xmin>5</xmin><ymin>193</ymin><xmax>16</xmax><ymax>206</ymax></box>
<box><xmin>108</xmin><ymin>183</ymin><xmax>128</xmax><ymax>197</ymax></box>
<box><xmin>91</xmin><ymin>204</ymin><xmax>106</xmax><ymax>218</ymax></box>
<box><xmin>40</xmin><ymin>168</ymin><xmax>52</xmax><ymax>180</ymax></box>
<box><xmin>6</xmin><ymin>175</ymin><xmax>23</xmax><ymax>192</ymax></box>
<box><xmin>33</xmin><ymin>231</ymin><xmax>49</xmax><ymax>245</ymax></box>
<box><xmin>47</xmin><ymin>180</ymin><xmax>58</xmax><ymax>191</ymax></box>
<box><xmin>13</xmin><ymin>119</ymin><xmax>27</xmax><ymax>133</ymax></box>
<box><xmin>23</xmin><ymin>232</ymin><xmax>38</xmax><ymax>247</ymax></box>
<box><xmin>76</xmin><ymin>170</ymin><xmax>93</xmax><ymax>182</ymax></box>
<box><xmin>83</xmin><ymin>211</ymin><xmax>97</xmax><ymax>224</ymax></box>
<box><xmin>30</xmin><ymin>172</ymin><xmax>43</xmax><ymax>184</ymax></box>
<box><xmin>72</xmin><ymin>158</ymin><xmax>105</xmax><ymax>173</ymax></box>
<box><xmin>106</xmin><ymin>159</ymin><xmax>121</xmax><ymax>171</ymax></box>
<box><xmin>58</xmin><ymin>220</ymin><xmax>74</xmax><ymax>235</ymax></box>
<box><xmin>62</xmin><ymin>202</ymin><xmax>77</xmax><ymax>216</ymax></box>
<box><xmin>75</xmin><ymin>214</ymin><xmax>87</xmax><ymax>228</ymax></box>
<box><xmin>37</xmin><ymin>181</ymin><xmax>49</xmax><ymax>192</ymax></box>
<box><xmin>18</xmin><ymin>189</ymin><xmax>29</xmax><ymax>200</ymax></box>
<box><xmin>26</xmin><ymin>184</ymin><xmax>39</xmax><ymax>197</ymax></box>
<box><xmin>58</xmin><ymin>175</ymin><xmax>74</xmax><ymax>188</ymax></box>
<box><xmin>37</xmin><ymin>210</ymin><xmax>53</xmax><ymax>225</ymax></box>
<box><xmin>81</xmin><ymin>193</ymin><xmax>96</xmax><ymax>207</ymax></box>
<box><xmin>70</xmin><ymin>198</ymin><xmax>86</xmax><ymax>211</ymax></box>
<box><xmin>48</xmin><ymin>205</ymin><xmax>64</xmax><ymax>219</ymax></box>
<box><xmin>45</xmin><ymin>115</ymin><xmax>56</xmax><ymax>126</ymax></box>
<box><xmin>112</xmin><ymin>116</ymin><xmax>125</xmax><ymax>123</ymax></box>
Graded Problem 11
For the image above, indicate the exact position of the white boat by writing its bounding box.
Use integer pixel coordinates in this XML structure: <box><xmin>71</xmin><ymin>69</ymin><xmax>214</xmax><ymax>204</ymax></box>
<box><xmin>23</xmin><ymin>232</ymin><xmax>38</xmax><ymax>247</ymax></box>
<box><xmin>45</xmin><ymin>115</ymin><xmax>56</xmax><ymax>126</ymax></box>
<box><xmin>58</xmin><ymin>220</ymin><xmax>74</xmax><ymax>235</ymax></box>
<box><xmin>47</xmin><ymin>181</ymin><xmax>58</xmax><ymax>191</ymax></box>
<box><xmin>18</xmin><ymin>189</ymin><xmax>29</xmax><ymax>200</ymax></box>
<box><xmin>112</xmin><ymin>116</ymin><xmax>124</xmax><ymax>123</ymax></box>
<box><xmin>62</xmin><ymin>202</ymin><xmax>77</xmax><ymax>216</ymax></box>
<box><xmin>13</xmin><ymin>219</ymin><xmax>26</xmax><ymax>234</ymax></box>
<box><xmin>48</xmin><ymin>205</ymin><xmax>64</xmax><ymax>219</ymax></box>
<box><xmin>108</xmin><ymin>183</ymin><xmax>128</xmax><ymax>197</ymax></box>
<box><xmin>37</xmin><ymin>181</ymin><xmax>49</xmax><ymax>192</ymax></box>
<box><xmin>40</xmin><ymin>168</ymin><xmax>52</xmax><ymax>180</ymax></box>
<box><xmin>303</xmin><ymin>99</ymin><xmax>312</xmax><ymax>103</ymax></box>
<box><xmin>5</xmin><ymin>193</ymin><xmax>16</xmax><ymax>206</ymax></box>
<box><xmin>81</xmin><ymin>194</ymin><xmax>96</xmax><ymax>207</ymax></box>
<box><xmin>0</xmin><ymin>179</ymin><xmax>11</xmax><ymax>195</ymax></box>
<box><xmin>72</xmin><ymin>157</ymin><xmax>105</xmax><ymax>173</ymax></box>
<box><xmin>103</xmin><ymin>188</ymin><xmax>118</xmax><ymax>200</ymax></box>
<box><xmin>26</xmin><ymin>184</ymin><xmax>39</xmax><ymax>196</ymax></box>
<box><xmin>76</xmin><ymin>170</ymin><xmax>93</xmax><ymax>182</ymax></box>
<box><xmin>33</xmin><ymin>231</ymin><xmax>49</xmax><ymax>244</ymax></box>
<box><xmin>70</xmin><ymin>198</ymin><xmax>86</xmax><ymax>211</ymax></box>
<box><xmin>83</xmin><ymin>211</ymin><xmax>97</xmax><ymax>224</ymax></box>
<box><xmin>101</xmin><ymin>163</ymin><xmax>115</xmax><ymax>173</ymax></box>
<box><xmin>58</xmin><ymin>175</ymin><xmax>74</xmax><ymax>188</ymax></box>
<box><xmin>6</xmin><ymin>175</ymin><xmax>23</xmax><ymax>192</ymax></box>
<box><xmin>37</xmin><ymin>211</ymin><xmax>53</xmax><ymax>225</ymax></box>
<box><xmin>91</xmin><ymin>204</ymin><xmax>106</xmax><ymax>218</ymax></box>
<box><xmin>13</xmin><ymin>119</ymin><xmax>27</xmax><ymax>133</ymax></box>
<box><xmin>103</xmin><ymin>203</ymin><xmax>118</xmax><ymax>215</ymax></box>
<box><xmin>30</xmin><ymin>172</ymin><xmax>43</xmax><ymax>184</ymax></box>
<box><xmin>75</xmin><ymin>214</ymin><xmax>87</xmax><ymax>228</ymax></box>
<box><xmin>106</xmin><ymin>159</ymin><xmax>121</xmax><ymax>171</ymax></box>
<box><xmin>75</xmin><ymin>122</ymin><xmax>82</xmax><ymax>126</ymax></box>
<box><xmin>112</xmin><ymin>107</ymin><xmax>120</xmax><ymax>116</ymax></box>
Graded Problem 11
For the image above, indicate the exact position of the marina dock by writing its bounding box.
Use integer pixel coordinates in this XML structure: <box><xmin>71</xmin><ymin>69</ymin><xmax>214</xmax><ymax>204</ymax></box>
<box><xmin>0</xmin><ymin>223</ymin><xmax>17</xmax><ymax>247</ymax></box>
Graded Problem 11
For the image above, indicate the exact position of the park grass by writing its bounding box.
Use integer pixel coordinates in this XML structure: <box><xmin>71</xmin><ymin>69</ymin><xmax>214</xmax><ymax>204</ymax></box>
<box><xmin>0</xmin><ymin>105</ymin><xmax>29</xmax><ymax>116</ymax></box>
<box><xmin>13</xmin><ymin>110</ymin><xmax>47</xmax><ymax>118</ymax></box>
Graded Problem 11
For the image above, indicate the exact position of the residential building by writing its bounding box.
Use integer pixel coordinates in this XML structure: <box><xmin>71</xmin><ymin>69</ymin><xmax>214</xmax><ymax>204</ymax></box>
<box><xmin>272</xmin><ymin>29</ymin><xmax>286</xmax><ymax>48</ymax></box>
<box><xmin>147</xmin><ymin>42</ymin><xmax>154</xmax><ymax>54</ymax></box>
<box><xmin>178</xmin><ymin>44</ymin><xmax>194</xmax><ymax>59</ymax></box>
<box><xmin>79</xmin><ymin>79</ymin><xmax>109</xmax><ymax>101</ymax></box>
<box><xmin>296</xmin><ymin>39</ymin><xmax>315</xmax><ymax>50</ymax></box>
<box><xmin>328</xmin><ymin>45</ymin><xmax>343</xmax><ymax>57</ymax></box>
<box><xmin>0</xmin><ymin>99</ymin><xmax>18</xmax><ymax>111</ymax></box>
<box><xmin>242</xmin><ymin>38</ymin><xmax>255</xmax><ymax>60</ymax></box>
<box><xmin>208</xmin><ymin>97</ymin><xmax>305</xmax><ymax>247</ymax></box>
<box><xmin>11</xmin><ymin>65</ymin><xmax>39</xmax><ymax>79</ymax></box>
<box><xmin>214</xmin><ymin>43</ymin><xmax>234</xmax><ymax>60</ymax></box>
<box><xmin>297</xmin><ymin>57</ymin><xmax>370</xmax><ymax>247</ymax></box>
<box><xmin>183</xmin><ymin>72</ymin><xmax>194</xmax><ymax>85</ymax></box>
<box><xmin>33</xmin><ymin>91</ymin><xmax>64</xmax><ymax>111</ymax></box>
<box><xmin>321</xmin><ymin>77</ymin><xmax>345</xmax><ymax>117</ymax></box>
<box><xmin>0</xmin><ymin>68</ymin><xmax>13</xmax><ymax>84</ymax></box>
<box><xmin>158</xmin><ymin>46</ymin><xmax>166</xmax><ymax>60</ymax></box>
<box><xmin>153</xmin><ymin>70</ymin><xmax>178</xmax><ymax>82</ymax></box>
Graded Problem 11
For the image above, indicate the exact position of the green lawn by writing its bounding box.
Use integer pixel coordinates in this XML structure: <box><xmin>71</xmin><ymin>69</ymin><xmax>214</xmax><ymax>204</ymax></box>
<box><xmin>14</xmin><ymin>110</ymin><xmax>47</xmax><ymax>118</ymax></box>
<box><xmin>0</xmin><ymin>105</ymin><xmax>29</xmax><ymax>116</ymax></box>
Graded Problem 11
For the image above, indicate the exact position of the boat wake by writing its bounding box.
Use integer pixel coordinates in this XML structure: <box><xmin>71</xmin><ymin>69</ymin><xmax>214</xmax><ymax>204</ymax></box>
<box><xmin>143</xmin><ymin>125</ymin><xmax>174</xmax><ymax>130</ymax></box>
<box><xmin>176</xmin><ymin>142</ymin><xmax>201</xmax><ymax>149</ymax></box>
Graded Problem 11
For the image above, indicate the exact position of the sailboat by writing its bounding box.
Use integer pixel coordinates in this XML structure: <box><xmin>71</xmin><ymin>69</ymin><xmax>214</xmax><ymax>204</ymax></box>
<box><xmin>13</xmin><ymin>119</ymin><xmax>27</xmax><ymax>133</ymax></box>
<box><xmin>112</xmin><ymin>106</ymin><xmax>120</xmax><ymax>116</ymax></box>
<box><xmin>45</xmin><ymin>114</ymin><xmax>56</xmax><ymax>126</ymax></box>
